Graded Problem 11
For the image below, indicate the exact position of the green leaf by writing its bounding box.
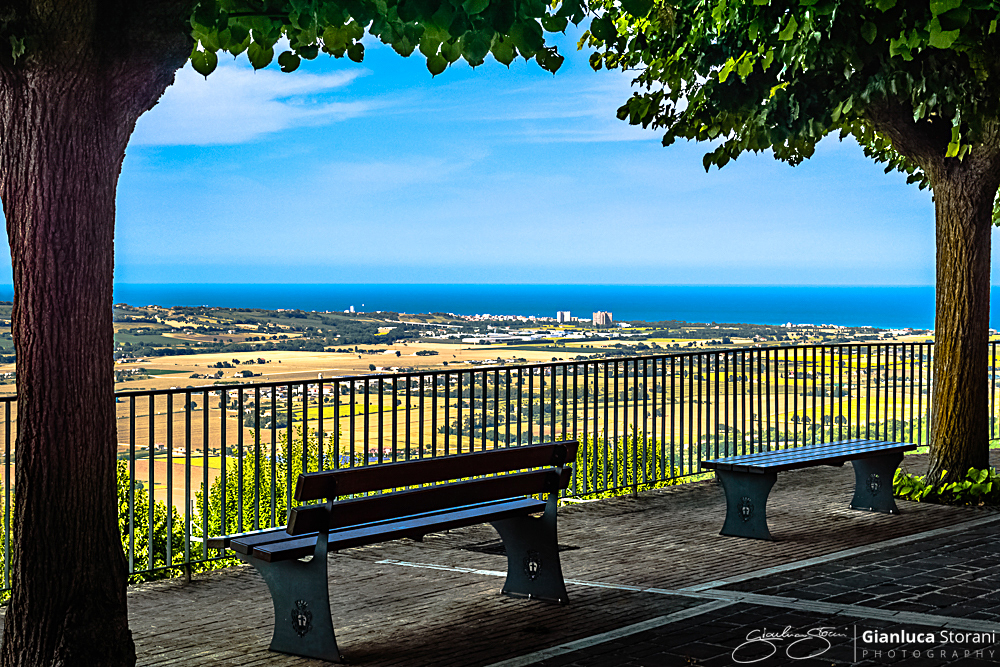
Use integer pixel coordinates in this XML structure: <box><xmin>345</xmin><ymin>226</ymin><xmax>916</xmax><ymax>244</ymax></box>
<box><xmin>277</xmin><ymin>51</ymin><xmax>300</xmax><ymax>73</ymax></box>
<box><xmin>590</xmin><ymin>16</ymin><xmax>616</xmax><ymax>42</ymax></box>
<box><xmin>875</xmin><ymin>0</ymin><xmax>897</xmax><ymax>9</ymax></box>
<box><xmin>191</xmin><ymin>49</ymin><xmax>218</xmax><ymax>77</ymax></box>
<box><xmin>937</xmin><ymin>6</ymin><xmax>971</xmax><ymax>30</ymax></box>
<box><xmin>462</xmin><ymin>0</ymin><xmax>490</xmax><ymax>15</ymax></box>
<box><xmin>861</xmin><ymin>22</ymin><xmax>877</xmax><ymax>44</ymax></box>
<box><xmin>247</xmin><ymin>42</ymin><xmax>274</xmax><ymax>70</ymax></box>
<box><xmin>929</xmin><ymin>22</ymin><xmax>960</xmax><ymax>48</ymax></box>
<box><xmin>930</xmin><ymin>0</ymin><xmax>962</xmax><ymax>16</ymax></box>
<box><xmin>718</xmin><ymin>58</ymin><xmax>736</xmax><ymax>83</ymax></box>
<box><xmin>347</xmin><ymin>42</ymin><xmax>365</xmax><ymax>63</ymax></box>
<box><xmin>620</xmin><ymin>0</ymin><xmax>654</xmax><ymax>17</ymax></box>
<box><xmin>541</xmin><ymin>15</ymin><xmax>570</xmax><ymax>32</ymax></box>
<box><xmin>737</xmin><ymin>54</ymin><xmax>753</xmax><ymax>78</ymax></box>
<box><xmin>492</xmin><ymin>38</ymin><xmax>516</xmax><ymax>66</ymax></box>
<box><xmin>589</xmin><ymin>50</ymin><xmax>603</xmax><ymax>70</ymax></box>
<box><xmin>778</xmin><ymin>15</ymin><xmax>798</xmax><ymax>41</ymax></box>
<box><xmin>426</xmin><ymin>54</ymin><xmax>448</xmax><ymax>75</ymax></box>
<box><xmin>441</xmin><ymin>40</ymin><xmax>463</xmax><ymax>64</ymax></box>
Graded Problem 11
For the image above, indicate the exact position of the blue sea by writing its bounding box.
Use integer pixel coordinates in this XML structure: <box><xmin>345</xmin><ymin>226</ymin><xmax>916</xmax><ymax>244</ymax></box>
<box><xmin>97</xmin><ymin>284</ymin><xmax>948</xmax><ymax>330</ymax></box>
<box><xmin>0</xmin><ymin>283</ymin><xmax>954</xmax><ymax>330</ymax></box>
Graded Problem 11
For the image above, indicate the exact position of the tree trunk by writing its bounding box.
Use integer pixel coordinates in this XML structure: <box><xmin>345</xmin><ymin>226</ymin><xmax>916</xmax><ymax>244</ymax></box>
<box><xmin>927</xmin><ymin>162</ymin><xmax>1000</xmax><ymax>483</ymax></box>
<box><xmin>0</xmin><ymin>4</ymin><xmax>192</xmax><ymax>664</ymax></box>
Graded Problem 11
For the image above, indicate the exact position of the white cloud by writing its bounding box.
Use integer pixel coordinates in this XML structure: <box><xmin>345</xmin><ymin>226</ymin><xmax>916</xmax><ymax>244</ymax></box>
<box><xmin>131</xmin><ymin>60</ymin><xmax>374</xmax><ymax>146</ymax></box>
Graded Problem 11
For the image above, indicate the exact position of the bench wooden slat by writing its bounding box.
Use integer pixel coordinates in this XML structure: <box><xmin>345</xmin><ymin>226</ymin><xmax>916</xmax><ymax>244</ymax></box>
<box><xmin>295</xmin><ymin>440</ymin><xmax>579</xmax><ymax>502</ymax></box>
<box><xmin>288</xmin><ymin>467</ymin><xmax>571</xmax><ymax>535</ymax></box>
<box><xmin>703</xmin><ymin>440</ymin><xmax>916</xmax><ymax>473</ymax></box>
<box><xmin>252</xmin><ymin>497</ymin><xmax>548</xmax><ymax>563</ymax></box>
<box><xmin>705</xmin><ymin>439</ymin><xmax>879</xmax><ymax>467</ymax></box>
<box><xmin>207</xmin><ymin>526</ymin><xmax>286</xmax><ymax>551</ymax></box>
<box><xmin>226</xmin><ymin>498</ymin><xmax>542</xmax><ymax>556</ymax></box>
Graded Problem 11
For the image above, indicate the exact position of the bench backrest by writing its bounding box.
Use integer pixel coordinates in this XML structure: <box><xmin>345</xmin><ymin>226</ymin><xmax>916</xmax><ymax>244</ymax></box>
<box><xmin>287</xmin><ymin>440</ymin><xmax>578</xmax><ymax>536</ymax></box>
<box><xmin>294</xmin><ymin>440</ymin><xmax>579</xmax><ymax>502</ymax></box>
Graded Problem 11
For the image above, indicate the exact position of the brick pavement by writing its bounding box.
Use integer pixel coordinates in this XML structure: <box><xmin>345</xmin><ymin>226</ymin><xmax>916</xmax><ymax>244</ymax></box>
<box><xmin>10</xmin><ymin>450</ymin><xmax>1000</xmax><ymax>666</ymax></box>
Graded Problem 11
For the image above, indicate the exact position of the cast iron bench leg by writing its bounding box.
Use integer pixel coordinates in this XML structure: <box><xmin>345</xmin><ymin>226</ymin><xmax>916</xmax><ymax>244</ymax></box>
<box><xmin>490</xmin><ymin>494</ymin><xmax>569</xmax><ymax>604</ymax></box>
<box><xmin>716</xmin><ymin>470</ymin><xmax>778</xmax><ymax>540</ymax></box>
<box><xmin>240</xmin><ymin>532</ymin><xmax>342</xmax><ymax>663</ymax></box>
<box><xmin>850</xmin><ymin>452</ymin><xmax>904</xmax><ymax>514</ymax></box>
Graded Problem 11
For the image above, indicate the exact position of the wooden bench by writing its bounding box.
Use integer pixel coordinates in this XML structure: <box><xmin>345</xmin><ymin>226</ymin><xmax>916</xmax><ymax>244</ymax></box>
<box><xmin>701</xmin><ymin>438</ymin><xmax>916</xmax><ymax>540</ymax></box>
<box><xmin>207</xmin><ymin>440</ymin><xmax>579</xmax><ymax>663</ymax></box>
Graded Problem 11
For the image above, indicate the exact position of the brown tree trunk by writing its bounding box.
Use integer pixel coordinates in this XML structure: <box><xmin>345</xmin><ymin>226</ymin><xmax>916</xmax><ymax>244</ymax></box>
<box><xmin>0</xmin><ymin>3</ymin><xmax>192</xmax><ymax>664</ymax></box>
<box><xmin>927</xmin><ymin>162</ymin><xmax>1000</xmax><ymax>483</ymax></box>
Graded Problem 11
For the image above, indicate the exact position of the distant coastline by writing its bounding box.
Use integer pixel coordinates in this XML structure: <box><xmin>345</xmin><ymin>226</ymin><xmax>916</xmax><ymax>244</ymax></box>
<box><xmin>0</xmin><ymin>283</ymin><xmax>947</xmax><ymax>330</ymax></box>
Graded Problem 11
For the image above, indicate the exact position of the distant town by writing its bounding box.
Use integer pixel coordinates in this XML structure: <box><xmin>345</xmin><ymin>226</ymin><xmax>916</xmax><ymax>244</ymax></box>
<box><xmin>0</xmin><ymin>300</ymin><xmax>943</xmax><ymax>395</ymax></box>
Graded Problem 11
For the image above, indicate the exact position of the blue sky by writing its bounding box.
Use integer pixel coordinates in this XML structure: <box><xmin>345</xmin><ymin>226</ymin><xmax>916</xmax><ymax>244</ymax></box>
<box><xmin>33</xmin><ymin>28</ymin><xmax>981</xmax><ymax>285</ymax></box>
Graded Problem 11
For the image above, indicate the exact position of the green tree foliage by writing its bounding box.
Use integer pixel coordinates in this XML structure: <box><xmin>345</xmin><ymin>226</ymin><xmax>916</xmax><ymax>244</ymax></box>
<box><xmin>116</xmin><ymin>462</ymin><xmax>191</xmax><ymax>584</ymax></box>
<box><xmin>584</xmin><ymin>0</ymin><xmax>1000</xmax><ymax>483</ymax></box>
<box><xmin>200</xmin><ymin>427</ymin><xmax>324</xmax><ymax>541</ymax></box>
<box><xmin>184</xmin><ymin>0</ymin><xmax>588</xmax><ymax>78</ymax></box>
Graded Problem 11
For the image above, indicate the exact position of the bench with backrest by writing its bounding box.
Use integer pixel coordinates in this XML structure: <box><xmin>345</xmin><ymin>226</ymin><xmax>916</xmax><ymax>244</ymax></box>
<box><xmin>701</xmin><ymin>438</ymin><xmax>916</xmax><ymax>540</ymax></box>
<box><xmin>207</xmin><ymin>439</ymin><xmax>579</xmax><ymax>663</ymax></box>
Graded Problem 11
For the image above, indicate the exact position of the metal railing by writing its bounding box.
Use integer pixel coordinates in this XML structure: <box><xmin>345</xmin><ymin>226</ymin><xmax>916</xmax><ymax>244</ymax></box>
<box><xmin>0</xmin><ymin>340</ymin><xmax>996</xmax><ymax>588</ymax></box>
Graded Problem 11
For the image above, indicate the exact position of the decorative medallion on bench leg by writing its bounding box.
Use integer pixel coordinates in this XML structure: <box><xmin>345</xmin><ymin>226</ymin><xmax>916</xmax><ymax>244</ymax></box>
<box><xmin>716</xmin><ymin>470</ymin><xmax>778</xmax><ymax>540</ymax></box>
<box><xmin>240</xmin><ymin>531</ymin><xmax>343</xmax><ymax>663</ymax></box>
<box><xmin>490</xmin><ymin>494</ymin><xmax>569</xmax><ymax>604</ymax></box>
<box><xmin>850</xmin><ymin>452</ymin><xmax>905</xmax><ymax>514</ymax></box>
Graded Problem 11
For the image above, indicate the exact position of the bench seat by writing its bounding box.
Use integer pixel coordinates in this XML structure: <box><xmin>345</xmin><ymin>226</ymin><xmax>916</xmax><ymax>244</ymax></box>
<box><xmin>703</xmin><ymin>439</ymin><xmax>916</xmax><ymax>540</ymax></box>
<box><xmin>214</xmin><ymin>497</ymin><xmax>547</xmax><ymax>562</ymax></box>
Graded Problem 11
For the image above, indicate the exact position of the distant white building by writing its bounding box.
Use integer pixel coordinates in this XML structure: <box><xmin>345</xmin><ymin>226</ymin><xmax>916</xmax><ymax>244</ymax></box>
<box><xmin>556</xmin><ymin>311</ymin><xmax>571</xmax><ymax>324</ymax></box>
<box><xmin>593</xmin><ymin>311</ymin><xmax>613</xmax><ymax>327</ymax></box>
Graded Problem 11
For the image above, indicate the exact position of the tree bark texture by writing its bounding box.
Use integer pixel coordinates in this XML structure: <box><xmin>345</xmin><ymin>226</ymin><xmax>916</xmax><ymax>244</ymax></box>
<box><xmin>866</xmin><ymin>110</ymin><xmax>1000</xmax><ymax>484</ymax></box>
<box><xmin>927</xmin><ymin>165</ymin><xmax>999</xmax><ymax>482</ymax></box>
<box><xmin>0</xmin><ymin>3</ymin><xmax>192</xmax><ymax>665</ymax></box>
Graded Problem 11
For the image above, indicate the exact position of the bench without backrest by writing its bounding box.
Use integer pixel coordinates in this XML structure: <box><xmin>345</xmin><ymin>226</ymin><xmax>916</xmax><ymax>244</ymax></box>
<box><xmin>701</xmin><ymin>439</ymin><xmax>916</xmax><ymax>540</ymax></box>
<box><xmin>208</xmin><ymin>440</ymin><xmax>578</xmax><ymax>663</ymax></box>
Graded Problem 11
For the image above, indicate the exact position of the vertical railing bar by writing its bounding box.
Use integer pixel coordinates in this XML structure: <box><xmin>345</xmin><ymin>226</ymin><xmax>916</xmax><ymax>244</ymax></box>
<box><xmin>128</xmin><ymin>395</ymin><xmax>136</xmax><ymax>573</ymax></box>
<box><xmin>166</xmin><ymin>393</ymin><xmax>174</xmax><ymax>564</ymax></box>
<box><xmin>392</xmin><ymin>376</ymin><xmax>398</xmax><ymax>462</ymax></box>
<box><xmin>563</xmin><ymin>364</ymin><xmax>569</xmax><ymax>443</ymax></box>
<box><xmin>318</xmin><ymin>382</ymin><xmax>325</xmax><ymax>470</ymax></box>
<box><xmin>405</xmin><ymin>375</ymin><xmax>412</xmax><ymax>461</ymax></box>
<box><xmin>516</xmin><ymin>368</ymin><xmax>522</xmax><ymax>449</ymax></box>
<box><xmin>696</xmin><ymin>355</ymin><xmax>703</xmax><ymax>469</ymax></box>
<box><xmin>866</xmin><ymin>345</ymin><xmax>872</xmax><ymax>440</ymax></box>
<box><xmin>529</xmin><ymin>370</ymin><xmax>535</xmax><ymax>446</ymax></box>
<box><xmin>220</xmin><ymin>389</ymin><xmax>228</xmax><ymax>542</ymax></box>
<box><xmin>505</xmin><ymin>369</ymin><xmax>511</xmax><ymax>447</ymax></box>
<box><xmin>764</xmin><ymin>349</ymin><xmax>771</xmax><ymax>449</ymax></box>
<box><xmin>3</xmin><ymin>402</ymin><xmax>9</xmax><ymax>588</ymax></box>
<box><xmin>377</xmin><ymin>377</ymin><xmax>384</xmax><ymax>465</ymax></box>
<box><xmin>349</xmin><ymin>381</ymin><xmax>356</xmax><ymax>467</ymax></box>
<box><xmin>184</xmin><ymin>390</ymin><xmax>192</xmax><ymax>568</ymax></box>
<box><xmin>603</xmin><ymin>361</ymin><xmax>609</xmax><ymax>490</ymax></box>
<box><xmin>363</xmin><ymin>377</ymin><xmax>371</xmax><ymax>465</ymax></box>
<box><xmin>456</xmin><ymin>371</ymin><xmax>463</xmax><ymax>455</ymax></box>
<box><xmin>202</xmin><ymin>388</ymin><xmax>209</xmax><ymax>560</ymax></box>
<box><xmin>149</xmin><ymin>394</ymin><xmax>157</xmax><ymax>570</ymax></box>
<box><xmin>432</xmin><ymin>373</ymin><xmax>438</xmax><ymax>458</ymax></box>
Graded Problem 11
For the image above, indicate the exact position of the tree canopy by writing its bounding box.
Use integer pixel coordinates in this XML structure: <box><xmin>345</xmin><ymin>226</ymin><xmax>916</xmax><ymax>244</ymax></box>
<box><xmin>584</xmin><ymin>0</ymin><xmax>1000</xmax><ymax>191</ymax></box>
<box><xmin>181</xmin><ymin>0</ymin><xmax>587</xmax><ymax>77</ymax></box>
<box><xmin>584</xmin><ymin>0</ymin><xmax>1000</xmax><ymax>483</ymax></box>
